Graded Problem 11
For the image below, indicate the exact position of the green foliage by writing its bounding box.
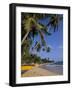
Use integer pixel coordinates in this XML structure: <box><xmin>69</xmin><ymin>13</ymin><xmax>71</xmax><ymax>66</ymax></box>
<box><xmin>47</xmin><ymin>14</ymin><xmax>62</xmax><ymax>32</ymax></box>
<box><xmin>41</xmin><ymin>58</ymin><xmax>54</xmax><ymax>63</ymax></box>
<box><xmin>21</xmin><ymin>13</ymin><xmax>48</xmax><ymax>45</ymax></box>
<box><xmin>21</xmin><ymin>13</ymin><xmax>62</xmax><ymax>64</ymax></box>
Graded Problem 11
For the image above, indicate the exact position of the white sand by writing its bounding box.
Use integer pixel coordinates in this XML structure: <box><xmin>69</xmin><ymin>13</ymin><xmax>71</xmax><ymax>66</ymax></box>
<box><xmin>21</xmin><ymin>67</ymin><xmax>59</xmax><ymax>77</ymax></box>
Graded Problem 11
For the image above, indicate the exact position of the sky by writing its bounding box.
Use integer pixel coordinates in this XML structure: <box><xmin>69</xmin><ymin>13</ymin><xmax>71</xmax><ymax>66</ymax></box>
<box><xmin>30</xmin><ymin>15</ymin><xmax>63</xmax><ymax>62</ymax></box>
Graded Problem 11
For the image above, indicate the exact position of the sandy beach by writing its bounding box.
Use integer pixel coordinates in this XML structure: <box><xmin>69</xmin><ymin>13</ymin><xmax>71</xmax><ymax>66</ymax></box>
<box><xmin>21</xmin><ymin>66</ymin><xmax>61</xmax><ymax>77</ymax></box>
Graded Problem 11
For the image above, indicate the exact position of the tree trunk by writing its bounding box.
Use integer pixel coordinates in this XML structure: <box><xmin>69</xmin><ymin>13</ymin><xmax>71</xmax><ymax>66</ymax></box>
<box><xmin>21</xmin><ymin>31</ymin><xmax>30</xmax><ymax>45</ymax></box>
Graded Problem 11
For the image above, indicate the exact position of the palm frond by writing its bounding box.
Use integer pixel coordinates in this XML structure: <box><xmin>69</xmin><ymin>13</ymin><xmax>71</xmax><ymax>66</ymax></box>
<box><xmin>46</xmin><ymin>14</ymin><xmax>62</xmax><ymax>32</ymax></box>
<box><xmin>39</xmin><ymin>31</ymin><xmax>46</xmax><ymax>46</ymax></box>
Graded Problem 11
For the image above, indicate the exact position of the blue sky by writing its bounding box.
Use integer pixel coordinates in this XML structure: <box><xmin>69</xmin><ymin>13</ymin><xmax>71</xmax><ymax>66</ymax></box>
<box><xmin>30</xmin><ymin>15</ymin><xmax>63</xmax><ymax>61</ymax></box>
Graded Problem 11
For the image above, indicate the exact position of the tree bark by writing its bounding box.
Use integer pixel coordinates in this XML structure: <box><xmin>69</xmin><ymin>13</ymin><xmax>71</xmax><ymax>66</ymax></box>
<box><xmin>21</xmin><ymin>31</ymin><xmax>30</xmax><ymax>45</ymax></box>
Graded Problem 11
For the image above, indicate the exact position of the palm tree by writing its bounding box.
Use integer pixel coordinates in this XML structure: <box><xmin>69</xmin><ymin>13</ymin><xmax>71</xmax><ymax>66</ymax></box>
<box><xmin>21</xmin><ymin>13</ymin><xmax>63</xmax><ymax>64</ymax></box>
<box><xmin>47</xmin><ymin>14</ymin><xmax>63</xmax><ymax>32</ymax></box>
<box><xmin>21</xmin><ymin>14</ymin><xmax>62</xmax><ymax>46</ymax></box>
<box><xmin>21</xmin><ymin>14</ymin><xmax>47</xmax><ymax>45</ymax></box>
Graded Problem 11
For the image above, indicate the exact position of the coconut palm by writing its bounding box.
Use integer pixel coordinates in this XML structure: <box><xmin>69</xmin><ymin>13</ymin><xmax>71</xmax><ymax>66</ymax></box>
<box><xmin>47</xmin><ymin>14</ymin><xmax>63</xmax><ymax>32</ymax></box>
<box><xmin>21</xmin><ymin>14</ymin><xmax>62</xmax><ymax>46</ymax></box>
<box><xmin>21</xmin><ymin>13</ymin><xmax>63</xmax><ymax>64</ymax></box>
<box><xmin>21</xmin><ymin>13</ymin><xmax>57</xmax><ymax>45</ymax></box>
<box><xmin>21</xmin><ymin>14</ymin><xmax>48</xmax><ymax>46</ymax></box>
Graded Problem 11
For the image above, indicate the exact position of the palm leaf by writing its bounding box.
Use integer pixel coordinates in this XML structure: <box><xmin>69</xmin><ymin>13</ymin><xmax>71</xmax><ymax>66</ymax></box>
<box><xmin>47</xmin><ymin>14</ymin><xmax>62</xmax><ymax>32</ymax></box>
<box><xmin>39</xmin><ymin>31</ymin><xmax>46</xmax><ymax>46</ymax></box>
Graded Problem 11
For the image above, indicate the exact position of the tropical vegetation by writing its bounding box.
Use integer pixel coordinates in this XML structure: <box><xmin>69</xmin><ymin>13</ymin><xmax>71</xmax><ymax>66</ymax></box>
<box><xmin>21</xmin><ymin>13</ymin><xmax>62</xmax><ymax>64</ymax></box>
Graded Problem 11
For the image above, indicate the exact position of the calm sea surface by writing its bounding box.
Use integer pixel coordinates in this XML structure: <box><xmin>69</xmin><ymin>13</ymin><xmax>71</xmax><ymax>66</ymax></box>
<box><xmin>40</xmin><ymin>64</ymin><xmax>63</xmax><ymax>75</ymax></box>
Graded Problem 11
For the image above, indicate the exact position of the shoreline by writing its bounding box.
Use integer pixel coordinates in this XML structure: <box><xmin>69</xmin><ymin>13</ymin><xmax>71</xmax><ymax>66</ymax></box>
<box><xmin>21</xmin><ymin>65</ymin><xmax>63</xmax><ymax>77</ymax></box>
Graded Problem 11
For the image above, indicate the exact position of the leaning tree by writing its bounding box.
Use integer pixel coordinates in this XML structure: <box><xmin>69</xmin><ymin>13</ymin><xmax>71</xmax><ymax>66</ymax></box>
<box><xmin>21</xmin><ymin>13</ymin><xmax>62</xmax><ymax>64</ymax></box>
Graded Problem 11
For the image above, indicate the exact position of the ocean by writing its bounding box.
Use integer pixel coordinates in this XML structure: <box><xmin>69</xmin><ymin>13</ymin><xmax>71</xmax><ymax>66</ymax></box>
<box><xmin>40</xmin><ymin>64</ymin><xmax>63</xmax><ymax>75</ymax></box>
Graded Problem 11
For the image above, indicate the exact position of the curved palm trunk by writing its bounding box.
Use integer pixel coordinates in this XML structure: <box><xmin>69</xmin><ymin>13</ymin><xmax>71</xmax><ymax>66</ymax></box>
<box><xmin>21</xmin><ymin>31</ymin><xmax>30</xmax><ymax>45</ymax></box>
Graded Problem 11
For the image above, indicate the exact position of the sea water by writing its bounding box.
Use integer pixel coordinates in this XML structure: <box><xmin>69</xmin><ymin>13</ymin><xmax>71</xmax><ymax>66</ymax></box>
<box><xmin>40</xmin><ymin>64</ymin><xmax>63</xmax><ymax>75</ymax></box>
